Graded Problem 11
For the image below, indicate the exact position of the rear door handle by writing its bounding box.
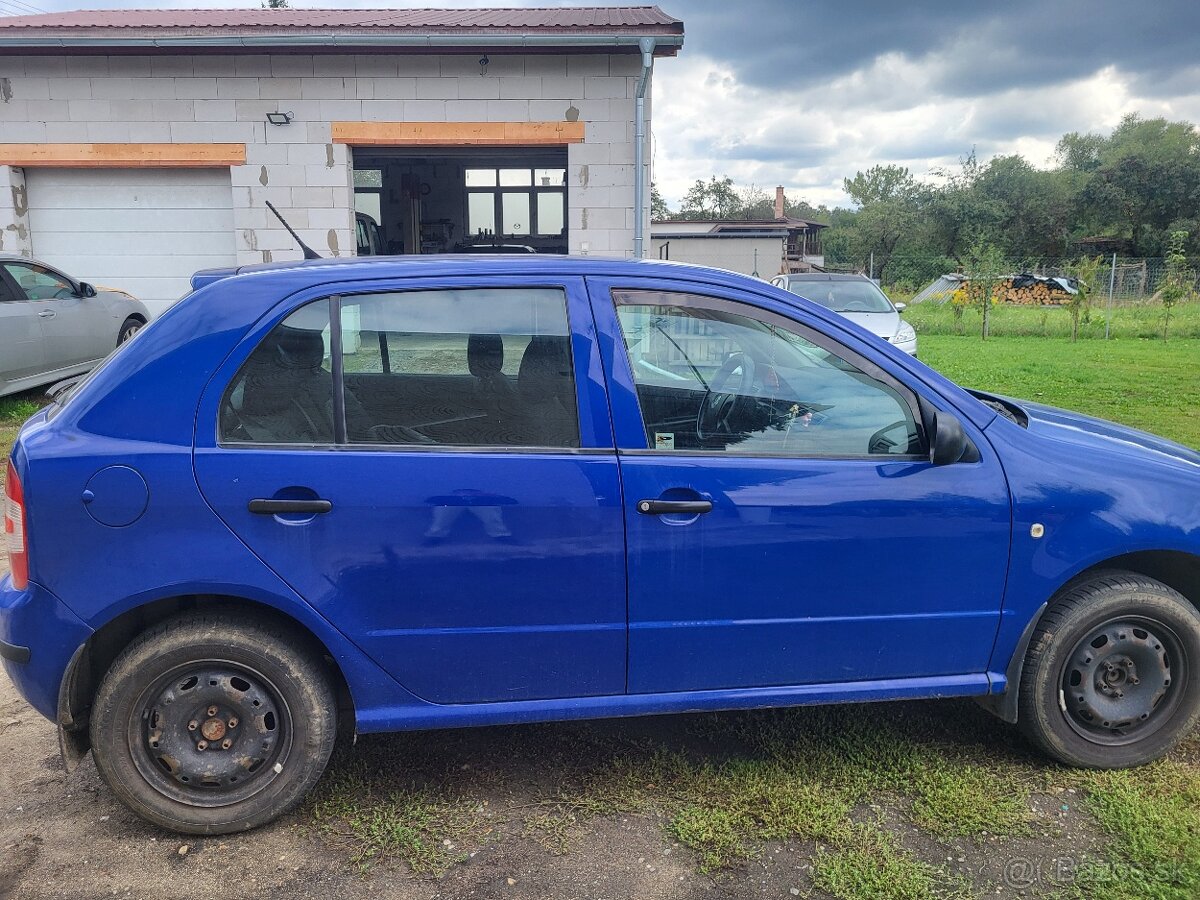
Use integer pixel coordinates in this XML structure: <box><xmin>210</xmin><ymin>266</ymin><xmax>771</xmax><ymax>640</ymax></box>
<box><xmin>637</xmin><ymin>499</ymin><xmax>713</xmax><ymax>516</ymax></box>
<box><xmin>248</xmin><ymin>498</ymin><xmax>332</xmax><ymax>514</ymax></box>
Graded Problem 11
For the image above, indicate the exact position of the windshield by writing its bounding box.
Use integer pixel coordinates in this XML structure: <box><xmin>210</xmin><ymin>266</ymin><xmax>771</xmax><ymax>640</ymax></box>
<box><xmin>787</xmin><ymin>279</ymin><xmax>894</xmax><ymax>314</ymax></box>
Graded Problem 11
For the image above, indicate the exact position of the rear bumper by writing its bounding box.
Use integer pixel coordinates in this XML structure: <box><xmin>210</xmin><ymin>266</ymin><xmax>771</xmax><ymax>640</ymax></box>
<box><xmin>0</xmin><ymin>573</ymin><xmax>93</xmax><ymax>721</ymax></box>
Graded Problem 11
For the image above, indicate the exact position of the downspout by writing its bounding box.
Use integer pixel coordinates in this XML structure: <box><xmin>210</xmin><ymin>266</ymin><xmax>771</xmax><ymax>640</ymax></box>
<box><xmin>633</xmin><ymin>37</ymin><xmax>656</xmax><ymax>259</ymax></box>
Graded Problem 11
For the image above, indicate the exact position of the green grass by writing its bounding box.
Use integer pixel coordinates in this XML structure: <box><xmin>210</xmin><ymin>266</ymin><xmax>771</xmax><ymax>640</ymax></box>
<box><xmin>916</xmin><ymin>335</ymin><xmax>1200</xmax><ymax>448</ymax></box>
<box><xmin>904</xmin><ymin>299</ymin><xmax>1200</xmax><ymax>341</ymax></box>
<box><xmin>1066</xmin><ymin>758</ymin><xmax>1200</xmax><ymax>900</ymax></box>
<box><xmin>0</xmin><ymin>396</ymin><xmax>40</xmax><ymax>425</ymax></box>
<box><xmin>811</xmin><ymin>823</ymin><xmax>971</xmax><ymax>900</ymax></box>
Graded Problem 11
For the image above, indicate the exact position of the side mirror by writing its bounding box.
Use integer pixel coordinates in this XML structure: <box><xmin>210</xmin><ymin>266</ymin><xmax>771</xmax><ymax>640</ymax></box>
<box><xmin>893</xmin><ymin>302</ymin><xmax>907</xmax><ymax>312</ymax></box>
<box><xmin>930</xmin><ymin>411</ymin><xmax>976</xmax><ymax>466</ymax></box>
<box><xmin>78</xmin><ymin>282</ymin><xmax>97</xmax><ymax>298</ymax></box>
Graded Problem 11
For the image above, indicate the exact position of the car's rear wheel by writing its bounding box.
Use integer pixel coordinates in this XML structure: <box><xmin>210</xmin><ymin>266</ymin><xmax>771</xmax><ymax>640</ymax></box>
<box><xmin>1019</xmin><ymin>571</ymin><xmax>1200</xmax><ymax>768</ymax></box>
<box><xmin>90</xmin><ymin>611</ymin><xmax>337</xmax><ymax>834</ymax></box>
<box><xmin>117</xmin><ymin>317</ymin><xmax>143</xmax><ymax>345</ymax></box>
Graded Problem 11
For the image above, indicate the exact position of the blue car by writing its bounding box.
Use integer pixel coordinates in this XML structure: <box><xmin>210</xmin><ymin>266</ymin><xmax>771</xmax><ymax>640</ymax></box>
<box><xmin>3</xmin><ymin>256</ymin><xmax>1198</xmax><ymax>834</ymax></box>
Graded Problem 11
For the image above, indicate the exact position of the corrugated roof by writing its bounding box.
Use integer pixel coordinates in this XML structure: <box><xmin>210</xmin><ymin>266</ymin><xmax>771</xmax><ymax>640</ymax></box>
<box><xmin>0</xmin><ymin>7</ymin><xmax>680</xmax><ymax>29</ymax></box>
<box><xmin>0</xmin><ymin>7</ymin><xmax>682</xmax><ymax>53</ymax></box>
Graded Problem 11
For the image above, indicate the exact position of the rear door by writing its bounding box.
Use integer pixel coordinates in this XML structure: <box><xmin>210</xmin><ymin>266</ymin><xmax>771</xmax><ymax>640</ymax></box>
<box><xmin>194</xmin><ymin>276</ymin><xmax>627</xmax><ymax>704</ymax></box>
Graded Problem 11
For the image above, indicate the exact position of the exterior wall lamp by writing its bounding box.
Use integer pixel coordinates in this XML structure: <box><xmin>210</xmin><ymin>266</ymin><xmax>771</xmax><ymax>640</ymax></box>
<box><xmin>266</xmin><ymin>111</ymin><xmax>294</xmax><ymax>126</ymax></box>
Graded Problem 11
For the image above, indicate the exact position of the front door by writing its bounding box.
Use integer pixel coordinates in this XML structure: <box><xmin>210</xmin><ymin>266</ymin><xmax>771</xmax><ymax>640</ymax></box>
<box><xmin>0</xmin><ymin>274</ymin><xmax>44</xmax><ymax>388</ymax></box>
<box><xmin>589</xmin><ymin>279</ymin><xmax>1012</xmax><ymax>694</ymax></box>
<box><xmin>194</xmin><ymin>278</ymin><xmax>626</xmax><ymax>704</ymax></box>
<box><xmin>1</xmin><ymin>261</ymin><xmax>112</xmax><ymax>369</ymax></box>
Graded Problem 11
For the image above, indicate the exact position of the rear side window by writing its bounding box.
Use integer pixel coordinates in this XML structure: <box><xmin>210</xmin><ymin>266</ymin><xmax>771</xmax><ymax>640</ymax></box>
<box><xmin>220</xmin><ymin>288</ymin><xmax>579</xmax><ymax>449</ymax></box>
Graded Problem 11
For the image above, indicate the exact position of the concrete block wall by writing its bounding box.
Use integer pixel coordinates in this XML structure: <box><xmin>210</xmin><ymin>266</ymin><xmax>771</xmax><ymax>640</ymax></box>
<box><xmin>0</xmin><ymin>165</ymin><xmax>32</xmax><ymax>255</ymax></box>
<box><xmin>0</xmin><ymin>52</ymin><xmax>653</xmax><ymax>264</ymax></box>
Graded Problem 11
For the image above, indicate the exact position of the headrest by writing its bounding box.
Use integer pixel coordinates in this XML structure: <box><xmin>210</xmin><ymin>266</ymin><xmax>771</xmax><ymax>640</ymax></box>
<box><xmin>273</xmin><ymin>326</ymin><xmax>325</xmax><ymax>371</ymax></box>
<box><xmin>468</xmin><ymin>334</ymin><xmax>505</xmax><ymax>378</ymax></box>
<box><xmin>518</xmin><ymin>335</ymin><xmax>572</xmax><ymax>403</ymax></box>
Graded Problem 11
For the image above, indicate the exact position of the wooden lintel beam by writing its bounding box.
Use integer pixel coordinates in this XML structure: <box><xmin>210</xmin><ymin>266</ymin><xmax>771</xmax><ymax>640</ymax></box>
<box><xmin>0</xmin><ymin>143</ymin><xmax>247</xmax><ymax>168</ymax></box>
<box><xmin>332</xmin><ymin>121</ymin><xmax>586</xmax><ymax>147</ymax></box>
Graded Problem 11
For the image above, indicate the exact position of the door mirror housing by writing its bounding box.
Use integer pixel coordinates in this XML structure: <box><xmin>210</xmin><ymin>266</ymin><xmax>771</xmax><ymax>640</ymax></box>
<box><xmin>77</xmin><ymin>282</ymin><xmax>97</xmax><ymax>298</ymax></box>
<box><xmin>893</xmin><ymin>301</ymin><xmax>907</xmax><ymax>312</ymax></box>
<box><xmin>930</xmin><ymin>411</ymin><xmax>978</xmax><ymax>466</ymax></box>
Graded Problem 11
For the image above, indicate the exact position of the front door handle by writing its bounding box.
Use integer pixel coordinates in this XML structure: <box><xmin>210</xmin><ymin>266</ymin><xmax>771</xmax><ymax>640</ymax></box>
<box><xmin>637</xmin><ymin>499</ymin><xmax>713</xmax><ymax>516</ymax></box>
<box><xmin>37</xmin><ymin>310</ymin><xmax>56</xmax><ymax>318</ymax></box>
<box><xmin>248</xmin><ymin>498</ymin><xmax>332</xmax><ymax>515</ymax></box>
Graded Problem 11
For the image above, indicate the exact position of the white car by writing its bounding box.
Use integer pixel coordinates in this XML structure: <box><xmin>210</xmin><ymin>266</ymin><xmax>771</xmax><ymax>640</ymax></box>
<box><xmin>0</xmin><ymin>255</ymin><xmax>150</xmax><ymax>397</ymax></box>
<box><xmin>772</xmin><ymin>272</ymin><xmax>917</xmax><ymax>355</ymax></box>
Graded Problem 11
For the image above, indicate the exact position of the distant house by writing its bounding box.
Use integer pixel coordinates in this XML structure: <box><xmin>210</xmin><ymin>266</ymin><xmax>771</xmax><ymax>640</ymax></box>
<box><xmin>651</xmin><ymin>187</ymin><xmax>827</xmax><ymax>278</ymax></box>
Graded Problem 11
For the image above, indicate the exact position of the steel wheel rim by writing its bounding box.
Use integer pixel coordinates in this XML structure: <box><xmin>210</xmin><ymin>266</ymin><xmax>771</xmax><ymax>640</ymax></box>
<box><xmin>1059</xmin><ymin>615</ymin><xmax>1187</xmax><ymax>746</ymax></box>
<box><xmin>121</xmin><ymin>323</ymin><xmax>141</xmax><ymax>342</ymax></box>
<box><xmin>126</xmin><ymin>660</ymin><xmax>294</xmax><ymax>808</ymax></box>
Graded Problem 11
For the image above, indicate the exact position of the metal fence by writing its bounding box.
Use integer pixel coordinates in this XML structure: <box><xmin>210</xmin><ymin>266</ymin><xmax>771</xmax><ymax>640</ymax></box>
<box><xmin>824</xmin><ymin>255</ymin><xmax>1196</xmax><ymax>306</ymax></box>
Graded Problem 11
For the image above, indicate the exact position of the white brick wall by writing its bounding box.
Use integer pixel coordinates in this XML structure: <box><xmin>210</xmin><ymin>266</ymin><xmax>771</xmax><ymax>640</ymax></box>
<box><xmin>0</xmin><ymin>52</ymin><xmax>654</xmax><ymax>263</ymax></box>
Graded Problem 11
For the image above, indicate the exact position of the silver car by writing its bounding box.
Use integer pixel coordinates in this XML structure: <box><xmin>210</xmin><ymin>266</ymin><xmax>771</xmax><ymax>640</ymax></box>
<box><xmin>771</xmin><ymin>273</ymin><xmax>917</xmax><ymax>355</ymax></box>
<box><xmin>1</xmin><ymin>255</ymin><xmax>151</xmax><ymax>397</ymax></box>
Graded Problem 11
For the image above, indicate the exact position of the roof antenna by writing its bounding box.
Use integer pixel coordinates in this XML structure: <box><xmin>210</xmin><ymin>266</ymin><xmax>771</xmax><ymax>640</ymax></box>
<box><xmin>265</xmin><ymin>200</ymin><xmax>321</xmax><ymax>260</ymax></box>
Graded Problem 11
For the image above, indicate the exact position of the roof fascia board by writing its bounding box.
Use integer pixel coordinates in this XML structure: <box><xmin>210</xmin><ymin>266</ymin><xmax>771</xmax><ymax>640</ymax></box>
<box><xmin>0</xmin><ymin>32</ymin><xmax>684</xmax><ymax>53</ymax></box>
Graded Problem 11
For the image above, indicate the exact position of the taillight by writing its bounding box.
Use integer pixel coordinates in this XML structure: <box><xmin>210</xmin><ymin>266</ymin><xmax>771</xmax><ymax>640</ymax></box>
<box><xmin>3</xmin><ymin>458</ymin><xmax>28</xmax><ymax>590</ymax></box>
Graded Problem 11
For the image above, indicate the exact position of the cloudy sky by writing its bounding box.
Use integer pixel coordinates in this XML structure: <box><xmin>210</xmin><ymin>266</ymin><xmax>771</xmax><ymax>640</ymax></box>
<box><xmin>9</xmin><ymin>0</ymin><xmax>1200</xmax><ymax>209</ymax></box>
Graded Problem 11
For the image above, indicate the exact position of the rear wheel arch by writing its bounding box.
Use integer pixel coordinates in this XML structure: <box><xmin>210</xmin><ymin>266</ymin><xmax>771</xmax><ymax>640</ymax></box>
<box><xmin>59</xmin><ymin>594</ymin><xmax>356</xmax><ymax>767</ymax></box>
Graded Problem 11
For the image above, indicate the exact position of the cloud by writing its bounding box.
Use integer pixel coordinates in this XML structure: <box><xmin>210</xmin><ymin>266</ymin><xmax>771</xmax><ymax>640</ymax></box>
<box><xmin>20</xmin><ymin>0</ymin><xmax>1200</xmax><ymax>210</ymax></box>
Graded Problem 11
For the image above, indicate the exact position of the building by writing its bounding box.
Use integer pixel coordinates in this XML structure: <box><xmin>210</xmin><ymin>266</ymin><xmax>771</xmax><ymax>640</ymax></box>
<box><xmin>0</xmin><ymin>7</ymin><xmax>683</xmax><ymax>310</ymax></box>
<box><xmin>651</xmin><ymin>187</ymin><xmax>827</xmax><ymax>278</ymax></box>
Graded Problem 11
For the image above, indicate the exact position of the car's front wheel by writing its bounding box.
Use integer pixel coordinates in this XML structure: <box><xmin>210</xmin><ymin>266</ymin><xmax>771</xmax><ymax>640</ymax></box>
<box><xmin>117</xmin><ymin>317</ymin><xmax>143</xmax><ymax>345</ymax></box>
<box><xmin>90</xmin><ymin>611</ymin><xmax>337</xmax><ymax>833</ymax></box>
<box><xmin>1019</xmin><ymin>571</ymin><xmax>1200</xmax><ymax>768</ymax></box>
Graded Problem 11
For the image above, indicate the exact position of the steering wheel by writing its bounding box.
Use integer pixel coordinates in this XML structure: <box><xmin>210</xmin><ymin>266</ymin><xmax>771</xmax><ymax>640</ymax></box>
<box><xmin>867</xmin><ymin>419</ymin><xmax>913</xmax><ymax>455</ymax></box>
<box><xmin>696</xmin><ymin>351</ymin><xmax>756</xmax><ymax>442</ymax></box>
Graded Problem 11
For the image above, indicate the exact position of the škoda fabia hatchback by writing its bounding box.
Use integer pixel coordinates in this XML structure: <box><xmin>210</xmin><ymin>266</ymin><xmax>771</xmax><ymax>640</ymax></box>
<box><xmin>3</xmin><ymin>256</ymin><xmax>1199</xmax><ymax>833</ymax></box>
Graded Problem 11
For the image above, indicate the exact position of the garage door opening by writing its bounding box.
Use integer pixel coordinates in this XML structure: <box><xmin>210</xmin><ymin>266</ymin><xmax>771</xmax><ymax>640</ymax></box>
<box><xmin>352</xmin><ymin>148</ymin><xmax>568</xmax><ymax>256</ymax></box>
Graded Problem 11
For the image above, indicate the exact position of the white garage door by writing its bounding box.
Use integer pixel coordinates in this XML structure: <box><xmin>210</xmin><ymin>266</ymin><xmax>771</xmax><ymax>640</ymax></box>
<box><xmin>25</xmin><ymin>168</ymin><xmax>237</xmax><ymax>309</ymax></box>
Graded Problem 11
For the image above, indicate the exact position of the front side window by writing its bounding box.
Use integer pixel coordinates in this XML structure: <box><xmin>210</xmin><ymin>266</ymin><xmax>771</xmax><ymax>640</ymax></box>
<box><xmin>614</xmin><ymin>290</ymin><xmax>922</xmax><ymax>457</ymax></box>
<box><xmin>2</xmin><ymin>263</ymin><xmax>75</xmax><ymax>301</ymax></box>
<box><xmin>221</xmin><ymin>288</ymin><xmax>579</xmax><ymax>449</ymax></box>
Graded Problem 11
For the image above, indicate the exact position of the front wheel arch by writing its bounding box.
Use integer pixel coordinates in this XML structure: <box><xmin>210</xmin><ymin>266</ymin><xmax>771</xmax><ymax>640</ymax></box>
<box><xmin>978</xmin><ymin>551</ymin><xmax>1200</xmax><ymax>726</ymax></box>
<box><xmin>58</xmin><ymin>594</ymin><xmax>355</xmax><ymax>769</ymax></box>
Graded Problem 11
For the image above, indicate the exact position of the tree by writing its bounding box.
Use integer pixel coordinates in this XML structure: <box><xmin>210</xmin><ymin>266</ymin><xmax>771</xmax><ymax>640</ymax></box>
<box><xmin>839</xmin><ymin>165</ymin><xmax>921</xmax><ymax>281</ymax></box>
<box><xmin>1064</xmin><ymin>255</ymin><xmax>1105</xmax><ymax>342</ymax></box>
<box><xmin>678</xmin><ymin>176</ymin><xmax>741</xmax><ymax>219</ymax></box>
<box><xmin>1074</xmin><ymin>115</ymin><xmax>1200</xmax><ymax>255</ymax></box>
<box><xmin>961</xmin><ymin>240</ymin><xmax>1007</xmax><ymax>340</ymax></box>
<box><xmin>1159</xmin><ymin>230</ymin><xmax>1194</xmax><ymax>340</ymax></box>
<box><xmin>262</xmin><ymin>0</ymin><xmax>289</xmax><ymax>7</ymax></box>
<box><xmin>650</xmin><ymin>182</ymin><xmax>672</xmax><ymax>220</ymax></box>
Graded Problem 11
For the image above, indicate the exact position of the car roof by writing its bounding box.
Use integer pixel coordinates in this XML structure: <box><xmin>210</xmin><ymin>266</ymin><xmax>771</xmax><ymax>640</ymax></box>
<box><xmin>782</xmin><ymin>273</ymin><xmax>871</xmax><ymax>282</ymax></box>
<box><xmin>190</xmin><ymin>253</ymin><xmax>751</xmax><ymax>292</ymax></box>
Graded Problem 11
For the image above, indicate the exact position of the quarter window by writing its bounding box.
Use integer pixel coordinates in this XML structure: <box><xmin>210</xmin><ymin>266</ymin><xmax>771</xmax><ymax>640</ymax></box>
<box><xmin>221</xmin><ymin>288</ymin><xmax>579</xmax><ymax>449</ymax></box>
<box><xmin>614</xmin><ymin>290</ymin><xmax>923</xmax><ymax>457</ymax></box>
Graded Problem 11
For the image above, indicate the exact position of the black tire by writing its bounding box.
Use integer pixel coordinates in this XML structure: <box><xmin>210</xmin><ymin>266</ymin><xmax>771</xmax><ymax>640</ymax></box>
<box><xmin>90</xmin><ymin>611</ymin><xmax>337</xmax><ymax>834</ymax></box>
<box><xmin>117</xmin><ymin>317</ymin><xmax>143</xmax><ymax>346</ymax></box>
<box><xmin>1019</xmin><ymin>570</ymin><xmax>1200</xmax><ymax>768</ymax></box>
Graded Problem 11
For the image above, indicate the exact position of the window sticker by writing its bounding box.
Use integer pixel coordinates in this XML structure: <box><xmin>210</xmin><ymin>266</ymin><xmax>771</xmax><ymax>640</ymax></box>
<box><xmin>654</xmin><ymin>432</ymin><xmax>676</xmax><ymax>451</ymax></box>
